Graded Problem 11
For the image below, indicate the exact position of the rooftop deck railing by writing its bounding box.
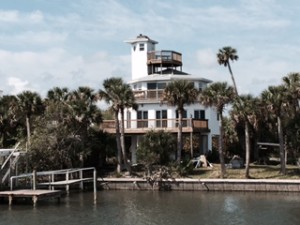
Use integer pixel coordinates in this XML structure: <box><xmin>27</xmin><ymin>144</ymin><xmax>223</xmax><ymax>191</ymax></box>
<box><xmin>147</xmin><ymin>50</ymin><xmax>182</xmax><ymax>65</ymax></box>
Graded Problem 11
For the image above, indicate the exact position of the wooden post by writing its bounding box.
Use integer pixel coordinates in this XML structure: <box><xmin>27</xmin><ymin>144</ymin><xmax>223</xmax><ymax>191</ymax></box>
<box><xmin>51</xmin><ymin>173</ymin><xmax>55</xmax><ymax>190</ymax></box>
<box><xmin>33</xmin><ymin>170</ymin><xmax>37</xmax><ymax>190</ymax></box>
<box><xmin>32</xmin><ymin>195</ymin><xmax>38</xmax><ymax>207</ymax></box>
<box><xmin>48</xmin><ymin>175</ymin><xmax>51</xmax><ymax>190</ymax></box>
<box><xmin>79</xmin><ymin>170</ymin><xmax>83</xmax><ymax>190</ymax></box>
<box><xmin>190</xmin><ymin>132</ymin><xmax>193</xmax><ymax>158</ymax></box>
<box><xmin>93</xmin><ymin>168</ymin><xmax>97</xmax><ymax>202</ymax></box>
<box><xmin>8</xmin><ymin>195</ymin><xmax>13</xmax><ymax>206</ymax></box>
<box><xmin>15</xmin><ymin>162</ymin><xmax>18</xmax><ymax>188</ymax></box>
<box><xmin>66</xmin><ymin>170</ymin><xmax>69</xmax><ymax>193</ymax></box>
<box><xmin>10</xmin><ymin>177</ymin><xmax>13</xmax><ymax>191</ymax></box>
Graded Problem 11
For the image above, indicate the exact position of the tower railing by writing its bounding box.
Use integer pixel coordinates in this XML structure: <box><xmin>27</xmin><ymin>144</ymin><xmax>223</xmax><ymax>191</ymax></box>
<box><xmin>147</xmin><ymin>50</ymin><xmax>182</xmax><ymax>66</ymax></box>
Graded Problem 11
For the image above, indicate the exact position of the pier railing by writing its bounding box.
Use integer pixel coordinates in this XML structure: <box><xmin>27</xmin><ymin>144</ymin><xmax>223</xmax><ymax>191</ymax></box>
<box><xmin>10</xmin><ymin>167</ymin><xmax>97</xmax><ymax>199</ymax></box>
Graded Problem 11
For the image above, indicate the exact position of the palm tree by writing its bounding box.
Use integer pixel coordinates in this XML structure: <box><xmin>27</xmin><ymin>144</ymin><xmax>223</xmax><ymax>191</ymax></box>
<box><xmin>47</xmin><ymin>87</ymin><xmax>70</xmax><ymax>102</ymax></box>
<box><xmin>217</xmin><ymin>46</ymin><xmax>239</xmax><ymax>95</ymax></box>
<box><xmin>69</xmin><ymin>87</ymin><xmax>101</xmax><ymax>128</ymax></box>
<box><xmin>199</xmin><ymin>82</ymin><xmax>234</xmax><ymax>178</ymax></box>
<box><xmin>17</xmin><ymin>91</ymin><xmax>44</xmax><ymax>148</ymax></box>
<box><xmin>231</xmin><ymin>94</ymin><xmax>259</xmax><ymax>178</ymax></box>
<box><xmin>282</xmin><ymin>73</ymin><xmax>300</xmax><ymax>158</ymax></box>
<box><xmin>46</xmin><ymin>87</ymin><xmax>70</xmax><ymax>124</ymax></box>
<box><xmin>282</xmin><ymin>72</ymin><xmax>300</xmax><ymax>114</ymax></box>
<box><xmin>0</xmin><ymin>95</ymin><xmax>19</xmax><ymax>147</ymax></box>
<box><xmin>261</xmin><ymin>85</ymin><xmax>288</xmax><ymax>175</ymax></box>
<box><xmin>161</xmin><ymin>80</ymin><xmax>199</xmax><ymax>163</ymax></box>
<box><xmin>99</xmin><ymin>78</ymin><xmax>137</xmax><ymax>174</ymax></box>
<box><xmin>118</xmin><ymin>84</ymin><xmax>138</xmax><ymax>174</ymax></box>
<box><xmin>218</xmin><ymin>46</ymin><xmax>256</xmax><ymax>178</ymax></box>
<box><xmin>68</xmin><ymin>87</ymin><xmax>102</xmax><ymax>167</ymax></box>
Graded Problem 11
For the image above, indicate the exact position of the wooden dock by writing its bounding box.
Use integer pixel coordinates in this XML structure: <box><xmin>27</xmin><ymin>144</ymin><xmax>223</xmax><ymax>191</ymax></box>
<box><xmin>0</xmin><ymin>189</ymin><xmax>61</xmax><ymax>206</ymax></box>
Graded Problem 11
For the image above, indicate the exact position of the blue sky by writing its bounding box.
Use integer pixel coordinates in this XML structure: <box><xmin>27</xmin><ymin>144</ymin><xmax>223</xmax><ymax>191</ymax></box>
<box><xmin>0</xmin><ymin>0</ymin><xmax>299</xmax><ymax>98</ymax></box>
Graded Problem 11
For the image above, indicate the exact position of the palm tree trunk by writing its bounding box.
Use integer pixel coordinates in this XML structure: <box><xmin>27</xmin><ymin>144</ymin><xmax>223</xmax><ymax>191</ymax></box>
<box><xmin>219</xmin><ymin>113</ymin><xmax>226</xmax><ymax>178</ymax></box>
<box><xmin>26</xmin><ymin>116</ymin><xmax>31</xmax><ymax>147</ymax></box>
<box><xmin>227</xmin><ymin>62</ymin><xmax>239</xmax><ymax>96</ymax></box>
<box><xmin>177</xmin><ymin>110</ymin><xmax>183</xmax><ymax>163</ymax></box>
<box><xmin>114</xmin><ymin>110</ymin><xmax>122</xmax><ymax>174</ymax></box>
<box><xmin>120</xmin><ymin>108</ymin><xmax>131</xmax><ymax>174</ymax></box>
<box><xmin>245</xmin><ymin>121</ymin><xmax>250</xmax><ymax>178</ymax></box>
<box><xmin>277</xmin><ymin>116</ymin><xmax>286</xmax><ymax>175</ymax></box>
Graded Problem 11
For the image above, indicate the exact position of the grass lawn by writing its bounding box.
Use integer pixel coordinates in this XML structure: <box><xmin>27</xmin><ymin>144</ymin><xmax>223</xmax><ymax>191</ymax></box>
<box><xmin>189</xmin><ymin>164</ymin><xmax>300</xmax><ymax>179</ymax></box>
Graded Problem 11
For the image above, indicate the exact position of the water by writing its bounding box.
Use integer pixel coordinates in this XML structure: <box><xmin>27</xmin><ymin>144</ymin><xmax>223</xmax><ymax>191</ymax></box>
<box><xmin>0</xmin><ymin>191</ymin><xmax>300</xmax><ymax>225</ymax></box>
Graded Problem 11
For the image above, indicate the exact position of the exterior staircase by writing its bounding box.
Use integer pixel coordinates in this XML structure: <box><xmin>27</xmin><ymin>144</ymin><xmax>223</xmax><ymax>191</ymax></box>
<box><xmin>0</xmin><ymin>143</ymin><xmax>25</xmax><ymax>186</ymax></box>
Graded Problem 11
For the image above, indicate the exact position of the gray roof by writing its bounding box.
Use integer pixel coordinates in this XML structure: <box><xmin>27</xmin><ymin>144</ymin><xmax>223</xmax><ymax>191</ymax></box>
<box><xmin>128</xmin><ymin>73</ymin><xmax>212</xmax><ymax>84</ymax></box>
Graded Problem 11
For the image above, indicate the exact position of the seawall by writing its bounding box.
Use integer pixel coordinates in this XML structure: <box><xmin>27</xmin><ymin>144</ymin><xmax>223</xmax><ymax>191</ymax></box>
<box><xmin>100</xmin><ymin>178</ymin><xmax>300</xmax><ymax>192</ymax></box>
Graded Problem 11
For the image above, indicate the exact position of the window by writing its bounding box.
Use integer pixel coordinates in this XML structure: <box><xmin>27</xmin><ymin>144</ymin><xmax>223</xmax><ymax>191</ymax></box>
<box><xmin>157</xmin><ymin>83</ymin><xmax>166</xmax><ymax>89</ymax></box>
<box><xmin>133</xmin><ymin>83</ymin><xmax>142</xmax><ymax>90</ymax></box>
<box><xmin>137</xmin><ymin>110</ymin><xmax>148</xmax><ymax>128</ymax></box>
<box><xmin>156</xmin><ymin>110</ymin><xmax>167</xmax><ymax>127</ymax></box>
<box><xmin>139</xmin><ymin>43</ymin><xmax>145</xmax><ymax>51</ymax></box>
<box><xmin>198</xmin><ymin>82</ymin><xmax>206</xmax><ymax>91</ymax></box>
<box><xmin>194</xmin><ymin>110</ymin><xmax>205</xmax><ymax>119</ymax></box>
<box><xmin>147</xmin><ymin>83</ymin><xmax>156</xmax><ymax>90</ymax></box>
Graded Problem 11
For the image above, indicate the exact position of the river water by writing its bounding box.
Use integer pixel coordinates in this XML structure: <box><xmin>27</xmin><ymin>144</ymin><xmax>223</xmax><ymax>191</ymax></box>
<box><xmin>0</xmin><ymin>191</ymin><xmax>299</xmax><ymax>225</ymax></box>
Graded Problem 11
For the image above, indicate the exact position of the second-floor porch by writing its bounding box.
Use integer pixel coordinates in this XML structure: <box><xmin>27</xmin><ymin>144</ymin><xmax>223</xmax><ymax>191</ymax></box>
<box><xmin>101</xmin><ymin>118</ymin><xmax>209</xmax><ymax>134</ymax></box>
<box><xmin>133</xmin><ymin>89</ymin><xmax>164</xmax><ymax>103</ymax></box>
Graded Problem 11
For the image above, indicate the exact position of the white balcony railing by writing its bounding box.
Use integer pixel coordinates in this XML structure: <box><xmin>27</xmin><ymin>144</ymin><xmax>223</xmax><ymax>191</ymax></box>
<box><xmin>101</xmin><ymin>118</ymin><xmax>208</xmax><ymax>133</ymax></box>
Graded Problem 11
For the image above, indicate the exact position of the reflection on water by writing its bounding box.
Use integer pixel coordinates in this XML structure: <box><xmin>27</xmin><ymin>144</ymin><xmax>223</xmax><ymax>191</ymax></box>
<box><xmin>0</xmin><ymin>191</ymin><xmax>300</xmax><ymax>225</ymax></box>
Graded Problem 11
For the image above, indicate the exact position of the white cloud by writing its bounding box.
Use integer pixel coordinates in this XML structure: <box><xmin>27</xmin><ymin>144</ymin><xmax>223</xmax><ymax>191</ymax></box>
<box><xmin>0</xmin><ymin>10</ymin><xmax>44</xmax><ymax>24</ymax></box>
<box><xmin>0</xmin><ymin>10</ymin><xmax>19</xmax><ymax>22</ymax></box>
<box><xmin>28</xmin><ymin>10</ymin><xmax>44</xmax><ymax>23</ymax></box>
<box><xmin>7</xmin><ymin>77</ymin><xmax>31</xmax><ymax>95</ymax></box>
<box><xmin>196</xmin><ymin>49</ymin><xmax>217</xmax><ymax>68</ymax></box>
<box><xmin>0</xmin><ymin>48</ymin><xmax>130</xmax><ymax>97</ymax></box>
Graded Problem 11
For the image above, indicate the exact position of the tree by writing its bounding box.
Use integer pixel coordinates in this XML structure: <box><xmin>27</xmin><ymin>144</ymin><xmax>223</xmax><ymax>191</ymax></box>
<box><xmin>0</xmin><ymin>95</ymin><xmax>20</xmax><ymax>147</ymax></box>
<box><xmin>199</xmin><ymin>82</ymin><xmax>234</xmax><ymax>178</ymax></box>
<box><xmin>137</xmin><ymin>130</ymin><xmax>175</xmax><ymax>175</ymax></box>
<box><xmin>17</xmin><ymin>91</ymin><xmax>44</xmax><ymax>148</ymax></box>
<box><xmin>218</xmin><ymin>46</ymin><xmax>255</xmax><ymax>178</ymax></box>
<box><xmin>161</xmin><ymin>80</ymin><xmax>199</xmax><ymax>163</ymax></box>
<box><xmin>118</xmin><ymin>83</ymin><xmax>138</xmax><ymax>174</ymax></box>
<box><xmin>217</xmin><ymin>46</ymin><xmax>239</xmax><ymax>95</ymax></box>
<box><xmin>68</xmin><ymin>87</ymin><xmax>102</xmax><ymax>167</ymax></box>
<box><xmin>282</xmin><ymin>72</ymin><xmax>300</xmax><ymax>114</ymax></box>
<box><xmin>261</xmin><ymin>85</ymin><xmax>288</xmax><ymax>175</ymax></box>
<box><xmin>99</xmin><ymin>78</ymin><xmax>137</xmax><ymax>174</ymax></box>
<box><xmin>231</xmin><ymin>94</ymin><xmax>259</xmax><ymax>178</ymax></box>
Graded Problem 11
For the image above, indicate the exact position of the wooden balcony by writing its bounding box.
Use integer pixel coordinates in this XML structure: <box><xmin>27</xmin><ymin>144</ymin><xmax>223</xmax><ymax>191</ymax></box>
<box><xmin>147</xmin><ymin>50</ymin><xmax>182</xmax><ymax>67</ymax></box>
<box><xmin>101</xmin><ymin>119</ymin><xmax>209</xmax><ymax>134</ymax></box>
<box><xmin>133</xmin><ymin>89</ymin><xmax>164</xmax><ymax>102</ymax></box>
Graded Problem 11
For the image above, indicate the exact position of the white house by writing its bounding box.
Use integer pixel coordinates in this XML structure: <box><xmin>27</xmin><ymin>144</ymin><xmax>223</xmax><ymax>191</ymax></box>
<box><xmin>102</xmin><ymin>34</ymin><xmax>220</xmax><ymax>163</ymax></box>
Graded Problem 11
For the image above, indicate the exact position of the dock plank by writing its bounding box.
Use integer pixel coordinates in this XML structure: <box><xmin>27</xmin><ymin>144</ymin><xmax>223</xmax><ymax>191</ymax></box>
<box><xmin>0</xmin><ymin>189</ymin><xmax>62</xmax><ymax>206</ymax></box>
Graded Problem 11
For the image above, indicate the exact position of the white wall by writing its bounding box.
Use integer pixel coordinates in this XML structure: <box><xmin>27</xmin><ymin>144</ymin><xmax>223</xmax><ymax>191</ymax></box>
<box><xmin>131</xmin><ymin>42</ymin><xmax>156</xmax><ymax>80</ymax></box>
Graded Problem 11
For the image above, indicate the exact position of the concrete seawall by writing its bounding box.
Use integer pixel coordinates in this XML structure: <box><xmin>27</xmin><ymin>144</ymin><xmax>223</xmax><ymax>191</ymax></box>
<box><xmin>100</xmin><ymin>178</ymin><xmax>300</xmax><ymax>192</ymax></box>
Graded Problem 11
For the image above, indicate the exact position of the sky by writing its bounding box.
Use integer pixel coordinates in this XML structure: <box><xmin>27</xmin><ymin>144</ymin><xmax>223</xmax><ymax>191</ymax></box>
<box><xmin>0</xmin><ymin>0</ymin><xmax>300</xmax><ymax>99</ymax></box>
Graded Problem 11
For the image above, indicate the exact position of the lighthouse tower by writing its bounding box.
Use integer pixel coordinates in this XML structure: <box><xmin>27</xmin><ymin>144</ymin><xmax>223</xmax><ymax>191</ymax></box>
<box><xmin>125</xmin><ymin>34</ymin><xmax>158</xmax><ymax>80</ymax></box>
